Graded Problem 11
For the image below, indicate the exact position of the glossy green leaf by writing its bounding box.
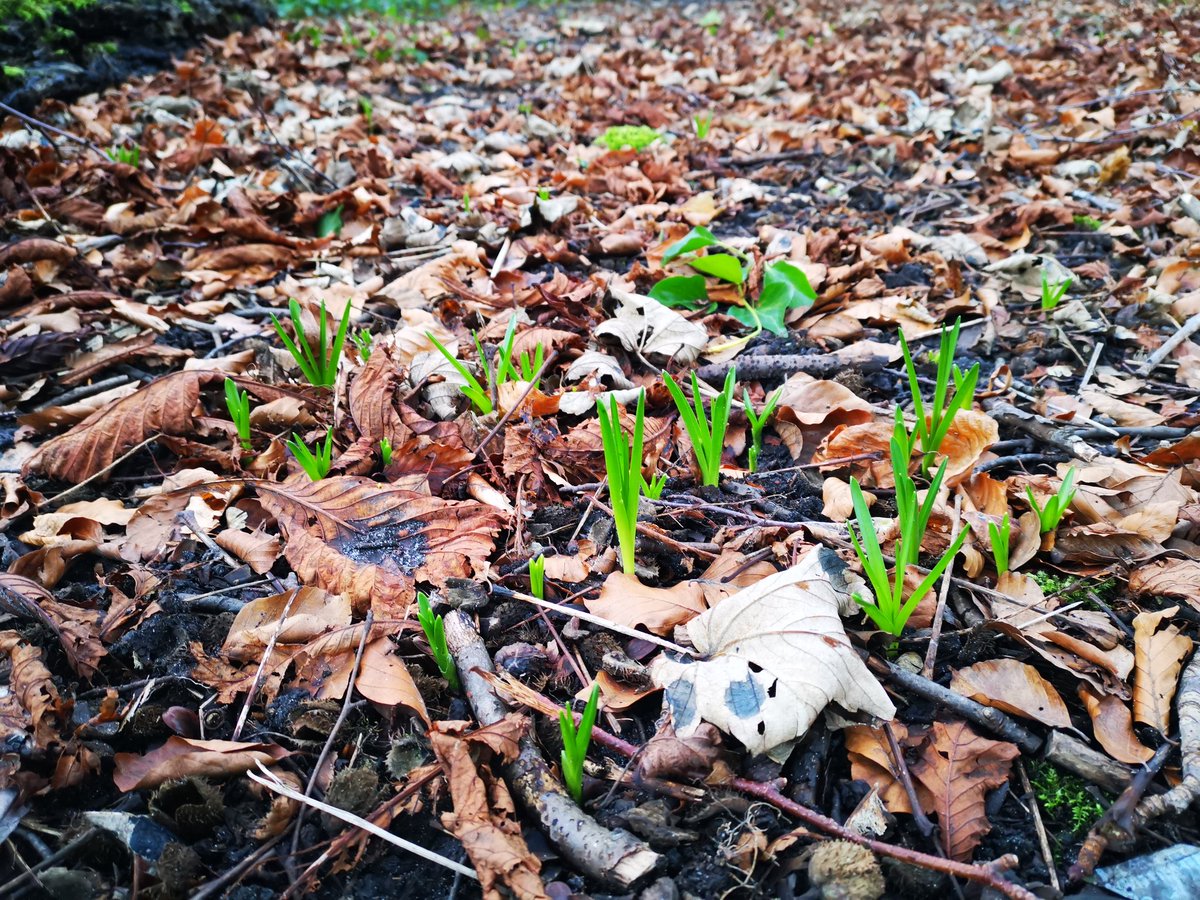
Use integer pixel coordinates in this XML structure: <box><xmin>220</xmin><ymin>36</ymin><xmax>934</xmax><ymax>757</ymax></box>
<box><xmin>688</xmin><ymin>252</ymin><xmax>745</xmax><ymax>284</ymax></box>
<box><xmin>649</xmin><ymin>274</ymin><xmax>711</xmax><ymax>310</ymax></box>
<box><xmin>661</xmin><ymin>225</ymin><xmax>719</xmax><ymax>265</ymax></box>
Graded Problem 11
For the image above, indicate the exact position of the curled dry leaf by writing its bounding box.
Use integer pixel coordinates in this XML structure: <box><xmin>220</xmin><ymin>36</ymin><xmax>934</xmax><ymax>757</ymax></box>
<box><xmin>356</xmin><ymin>638</ymin><xmax>430</xmax><ymax>724</ymax></box>
<box><xmin>0</xmin><ymin>630</ymin><xmax>64</xmax><ymax>750</ymax></box>
<box><xmin>812</xmin><ymin>420</ymin><xmax>895</xmax><ymax>487</ymax></box>
<box><xmin>651</xmin><ymin>548</ymin><xmax>895</xmax><ymax>757</ymax></box>
<box><xmin>911</xmin><ymin>721</ymin><xmax>1019</xmax><ymax>861</ymax></box>
<box><xmin>214</xmin><ymin>528</ymin><xmax>283</xmax><ymax>574</ymax></box>
<box><xmin>258</xmin><ymin>477</ymin><xmax>505</xmax><ymax>617</ymax></box>
<box><xmin>1078</xmin><ymin>684</ymin><xmax>1153</xmax><ymax>765</ymax></box>
<box><xmin>844</xmin><ymin>723</ymin><xmax>928</xmax><ymax>814</ymax></box>
<box><xmin>637</xmin><ymin>721</ymin><xmax>724</xmax><ymax>783</ymax></box>
<box><xmin>595</xmin><ymin>288</ymin><xmax>707</xmax><ymax>363</ymax></box>
<box><xmin>429</xmin><ymin>715</ymin><xmax>547</xmax><ymax>900</ymax></box>
<box><xmin>823</xmin><ymin>477</ymin><xmax>873</xmax><ymax>522</ymax></box>
<box><xmin>949</xmin><ymin>659</ymin><xmax>1071</xmax><ymax>729</ymax></box>
<box><xmin>113</xmin><ymin>736</ymin><xmax>291</xmax><ymax>792</ymax></box>
<box><xmin>23</xmin><ymin>370</ymin><xmax>221</xmax><ymax>483</ymax></box>
<box><xmin>1132</xmin><ymin>606</ymin><xmax>1193</xmax><ymax>735</ymax></box>
<box><xmin>587</xmin><ymin>572</ymin><xmax>707</xmax><ymax>636</ymax></box>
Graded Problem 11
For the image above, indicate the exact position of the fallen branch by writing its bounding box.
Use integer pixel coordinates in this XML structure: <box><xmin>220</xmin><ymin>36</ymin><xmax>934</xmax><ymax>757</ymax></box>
<box><xmin>442</xmin><ymin>610</ymin><xmax>660</xmax><ymax>889</ymax></box>
<box><xmin>1139</xmin><ymin>312</ymin><xmax>1200</xmax><ymax>376</ymax></box>
<box><xmin>486</xmin><ymin>671</ymin><xmax>1037</xmax><ymax>900</ymax></box>
<box><xmin>695</xmin><ymin>352</ymin><xmax>890</xmax><ymax>384</ymax></box>
<box><xmin>983</xmin><ymin>398</ymin><xmax>1099</xmax><ymax>464</ymax></box>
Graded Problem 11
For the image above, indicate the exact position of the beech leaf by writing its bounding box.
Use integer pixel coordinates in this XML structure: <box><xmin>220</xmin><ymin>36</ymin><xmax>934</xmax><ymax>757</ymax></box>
<box><xmin>651</xmin><ymin>547</ymin><xmax>896</xmax><ymax>757</ymax></box>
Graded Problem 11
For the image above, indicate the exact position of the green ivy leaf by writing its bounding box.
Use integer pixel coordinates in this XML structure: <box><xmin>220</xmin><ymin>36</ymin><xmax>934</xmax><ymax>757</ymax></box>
<box><xmin>317</xmin><ymin>203</ymin><xmax>344</xmax><ymax>237</ymax></box>
<box><xmin>662</xmin><ymin>225</ymin><xmax>719</xmax><ymax>265</ymax></box>
<box><xmin>689</xmin><ymin>252</ymin><xmax>745</xmax><ymax>285</ymax></box>
<box><xmin>648</xmin><ymin>274</ymin><xmax>711</xmax><ymax>310</ymax></box>
<box><xmin>752</xmin><ymin>260</ymin><xmax>816</xmax><ymax>335</ymax></box>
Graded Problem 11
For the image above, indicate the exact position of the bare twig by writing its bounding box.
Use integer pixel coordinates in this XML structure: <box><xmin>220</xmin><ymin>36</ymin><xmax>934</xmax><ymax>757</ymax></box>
<box><xmin>1139</xmin><ymin>312</ymin><xmax>1200</xmax><ymax>376</ymax></box>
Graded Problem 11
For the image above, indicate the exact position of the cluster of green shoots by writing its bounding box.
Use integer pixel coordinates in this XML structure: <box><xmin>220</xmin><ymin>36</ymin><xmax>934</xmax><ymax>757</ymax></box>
<box><xmin>596</xmin><ymin>125</ymin><xmax>663</xmax><ymax>152</ymax></box>
<box><xmin>559</xmin><ymin>684</ymin><xmax>599</xmax><ymax>804</ymax></box>
<box><xmin>271</xmin><ymin>298</ymin><xmax>352</xmax><ymax>388</ymax></box>
<box><xmin>1041</xmin><ymin>270</ymin><xmax>1073</xmax><ymax>312</ymax></box>
<box><xmin>597</xmin><ymin>367</ymin><xmax>781</xmax><ymax>574</ymax></box>
<box><xmin>651</xmin><ymin>226</ymin><xmax>816</xmax><ymax>351</ymax></box>
<box><xmin>417</xmin><ymin>592</ymin><xmax>459</xmax><ymax>692</ymax></box>
<box><xmin>692</xmin><ymin>112</ymin><xmax>713</xmax><ymax>140</ymax></box>
<box><xmin>847</xmin><ymin>320</ymin><xmax>979</xmax><ymax>636</ymax></box>
<box><xmin>286</xmin><ymin>428</ymin><xmax>334</xmax><ymax>481</ymax></box>
<box><xmin>106</xmin><ymin>144</ymin><xmax>141</xmax><ymax>167</ymax></box>
<box><xmin>224</xmin><ymin>379</ymin><xmax>252</xmax><ymax>451</ymax></box>
<box><xmin>426</xmin><ymin>316</ymin><xmax>544</xmax><ymax>416</ymax></box>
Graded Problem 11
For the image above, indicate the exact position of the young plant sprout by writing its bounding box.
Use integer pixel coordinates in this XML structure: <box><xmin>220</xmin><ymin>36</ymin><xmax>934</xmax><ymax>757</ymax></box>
<box><xmin>379</xmin><ymin>437</ymin><xmax>393</xmax><ymax>466</ymax></box>
<box><xmin>286</xmin><ymin>428</ymin><xmax>333</xmax><ymax>481</ymax></box>
<box><xmin>596</xmin><ymin>125</ymin><xmax>662</xmax><ymax>152</ymax></box>
<box><xmin>106</xmin><ymin>144</ymin><xmax>140</xmax><ymax>167</ymax></box>
<box><xmin>848</xmin><ymin>413</ymin><xmax>969</xmax><ymax>636</ymax></box>
<box><xmin>559</xmin><ymin>683</ymin><xmax>600</xmax><ymax>805</ymax></box>
<box><xmin>529</xmin><ymin>554</ymin><xmax>546</xmax><ymax>601</ymax></box>
<box><xmin>988</xmin><ymin>513</ymin><xmax>1011</xmax><ymax>576</ymax></box>
<box><xmin>417</xmin><ymin>592</ymin><xmax>459</xmax><ymax>692</ymax></box>
<box><xmin>597</xmin><ymin>391</ymin><xmax>649</xmax><ymax>576</ymax></box>
<box><xmin>494</xmin><ymin>316</ymin><xmax>545</xmax><ymax>388</ymax></box>
<box><xmin>1028</xmin><ymin>467</ymin><xmax>1077</xmax><ymax>533</ymax></box>
<box><xmin>224</xmin><ymin>377</ymin><xmax>252</xmax><ymax>451</ymax></box>
<box><xmin>898</xmin><ymin>317</ymin><xmax>980</xmax><ymax>474</ymax></box>
<box><xmin>663</xmin><ymin>368</ymin><xmax>735</xmax><ymax>487</ymax></box>
<box><xmin>426</xmin><ymin>331</ymin><xmax>494</xmax><ymax>415</ymax></box>
<box><xmin>641</xmin><ymin>470</ymin><xmax>668</xmax><ymax>500</ymax></box>
<box><xmin>650</xmin><ymin>227</ymin><xmax>816</xmax><ymax>351</ymax></box>
<box><xmin>692</xmin><ymin>111</ymin><xmax>713</xmax><ymax>140</ymax></box>
<box><xmin>351</xmin><ymin>328</ymin><xmax>373</xmax><ymax>361</ymax></box>
<box><xmin>743</xmin><ymin>387</ymin><xmax>781</xmax><ymax>473</ymax></box>
<box><xmin>1041</xmin><ymin>271</ymin><xmax>1072</xmax><ymax>311</ymax></box>
<box><xmin>271</xmin><ymin>298</ymin><xmax>352</xmax><ymax>388</ymax></box>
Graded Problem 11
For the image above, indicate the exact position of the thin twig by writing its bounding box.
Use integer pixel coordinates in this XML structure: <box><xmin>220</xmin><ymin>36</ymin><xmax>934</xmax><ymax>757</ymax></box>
<box><xmin>232</xmin><ymin>587</ymin><xmax>299</xmax><ymax>741</ymax></box>
<box><xmin>473</xmin><ymin>350</ymin><xmax>559</xmax><ymax>458</ymax></box>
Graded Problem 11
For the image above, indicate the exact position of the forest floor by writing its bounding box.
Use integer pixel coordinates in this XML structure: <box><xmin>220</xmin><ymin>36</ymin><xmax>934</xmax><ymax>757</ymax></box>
<box><xmin>2</xmin><ymin>0</ymin><xmax>1200</xmax><ymax>898</ymax></box>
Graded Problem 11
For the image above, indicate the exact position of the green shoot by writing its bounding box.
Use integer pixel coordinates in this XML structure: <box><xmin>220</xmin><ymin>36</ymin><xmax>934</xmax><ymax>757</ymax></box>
<box><xmin>1041</xmin><ymin>272</ymin><xmax>1072</xmax><ymax>311</ymax></box>
<box><xmin>379</xmin><ymin>437</ymin><xmax>393</xmax><ymax>466</ymax></box>
<box><xmin>559</xmin><ymin>683</ymin><xmax>599</xmax><ymax>804</ymax></box>
<box><xmin>662</xmin><ymin>368</ymin><xmax>735</xmax><ymax>487</ymax></box>
<box><xmin>641</xmin><ymin>471</ymin><xmax>668</xmax><ymax>500</ymax></box>
<box><xmin>1027</xmin><ymin>467</ymin><xmax>1077</xmax><ymax>533</ymax></box>
<box><xmin>224</xmin><ymin>378</ymin><xmax>252</xmax><ymax>451</ymax></box>
<box><xmin>743</xmin><ymin>388</ymin><xmax>781</xmax><ymax>473</ymax></box>
<box><xmin>529</xmin><ymin>554</ymin><xmax>546</xmax><ymax>601</ymax></box>
<box><xmin>351</xmin><ymin>328</ymin><xmax>373</xmax><ymax>361</ymax></box>
<box><xmin>359</xmin><ymin>95</ymin><xmax>374</xmax><ymax>132</ymax></box>
<box><xmin>494</xmin><ymin>316</ymin><xmax>545</xmax><ymax>389</ymax></box>
<box><xmin>286</xmin><ymin>428</ymin><xmax>333</xmax><ymax>481</ymax></box>
<box><xmin>848</xmin><ymin>412</ymin><xmax>969</xmax><ymax>636</ymax></box>
<box><xmin>988</xmin><ymin>513</ymin><xmax>1011</xmax><ymax>576</ymax></box>
<box><xmin>316</xmin><ymin>203</ymin><xmax>344</xmax><ymax>237</ymax></box>
<box><xmin>597</xmin><ymin>391</ymin><xmax>648</xmax><ymax>576</ymax></box>
<box><xmin>537</xmin><ymin>186</ymin><xmax>550</xmax><ymax>201</ymax></box>
<box><xmin>692</xmin><ymin>112</ymin><xmax>713</xmax><ymax>140</ymax></box>
<box><xmin>106</xmin><ymin>144</ymin><xmax>140</xmax><ymax>167</ymax></box>
<box><xmin>426</xmin><ymin>331</ymin><xmax>494</xmax><ymax>415</ymax></box>
<box><xmin>271</xmin><ymin>298</ymin><xmax>352</xmax><ymax>388</ymax></box>
<box><xmin>898</xmin><ymin>317</ymin><xmax>980</xmax><ymax>475</ymax></box>
<box><xmin>462</xmin><ymin>193</ymin><xmax>471</xmax><ymax>213</ymax></box>
<box><xmin>417</xmin><ymin>592</ymin><xmax>459</xmax><ymax>692</ymax></box>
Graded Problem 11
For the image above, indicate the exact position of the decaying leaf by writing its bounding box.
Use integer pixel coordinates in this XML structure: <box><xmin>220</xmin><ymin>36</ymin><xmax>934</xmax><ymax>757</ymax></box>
<box><xmin>258</xmin><ymin>477</ymin><xmax>505</xmax><ymax>616</ymax></box>
<box><xmin>429</xmin><ymin>715</ymin><xmax>547</xmax><ymax>900</ymax></box>
<box><xmin>0</xmin><ymin>573</ymin><xmax>105</xmax><ymax>678</ymax></box>
<box><xmin>0</xmin><ymin>631</ymin><xmax>65</xmax><ymax>750</ymax></box>
<box><xmin>911</xmin><ymin>721</ymin><xmax>1019</xmax><ymax>861</ymax></box>
<box><xmin>23</xmin><ymin>370</ymin><xmax>221</xmax><ymax>482</ymax></box>
<box><xmin>1078</xmin><ymin>684</ymin><xmax>1153</xmax><ymax>765</ymax></box>
<box><xmin>586</xmin><ymin>573</ymin><xmax>707</xmax><ymax>636</ymax></box>
<box><xmin>651</xmin><ymin>548</ymin><xmax>895</xmax><ymax>757</ymax></box>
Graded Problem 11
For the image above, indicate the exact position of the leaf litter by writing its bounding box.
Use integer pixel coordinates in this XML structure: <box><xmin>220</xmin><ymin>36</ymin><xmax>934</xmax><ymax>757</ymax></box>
<box><xmin>1</xmin><ymin>0</ymin><xmax>1200</xmax><ymax>897</ymax></box>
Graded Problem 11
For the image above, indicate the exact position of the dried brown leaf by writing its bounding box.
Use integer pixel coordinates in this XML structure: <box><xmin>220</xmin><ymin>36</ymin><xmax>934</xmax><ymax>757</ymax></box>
<box><xmin>113</xmin><ymin>736</ymin><xmax>291</xmax><ymax>792</ymax></box>
<box><xmin>1132</xmin><ymin>606</ymin><xmax>1193</xmax><ymax>734</ymax></box>
<box><xmin>950</xmin><ymin>659</ymin><xmax>1071</xmax><ymax>728</ymax></box>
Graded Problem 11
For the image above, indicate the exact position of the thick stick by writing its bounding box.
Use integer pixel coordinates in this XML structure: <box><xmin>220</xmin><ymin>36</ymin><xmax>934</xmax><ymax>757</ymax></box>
<box><xmin>695</xmin><ymin>351</ymin><xmax>890</xmax><ymax>384</ymax></box>
<box><xmin>442</xmin><ymin>611</ymin><xmax>659</xmax><ymax>889</ymax></box>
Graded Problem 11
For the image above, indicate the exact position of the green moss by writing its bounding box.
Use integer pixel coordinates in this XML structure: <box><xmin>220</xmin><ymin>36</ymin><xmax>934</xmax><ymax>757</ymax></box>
<box><xmin>1073</xmin><ymin>214</ymin><xmax>1103</xmax><ymax>231</ymax></box>
<box><xmin>0</xmin><ymin>0</ymin><xmax>95</xmax><ymax>21</ymax></box>
<box><xmin>596</xmin><ymin>125</ymin><xmax>663</xmax><ymax>152</ymax></box>
<box><xmin>1031</xmin><ymin>762</ymin><xmax>1105</xmax><ymax>837</ymax></box>
<box><xmin>1030</xmin><ymin>569</ymin><xmax>1116</xmax><ymax>606</ymax></box>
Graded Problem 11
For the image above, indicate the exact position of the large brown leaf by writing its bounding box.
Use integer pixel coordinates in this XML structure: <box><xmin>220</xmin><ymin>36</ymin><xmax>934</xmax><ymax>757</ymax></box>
<box><xmin>949</xmin><ymin>659</ymin><xmax>1071</xmax><ymax>729</ymax></box>
<box><xmin>1132</xmin><ymin>606</ymin><xmax>1193</xmax><ymax>734</ymax></box>
<box><xmin>24</xmin><ymin>370</ymin><xmax>220</xmax><ymax>483</ymax></box>
<box><xmin>113</xmin><ymin>737</ymin><xmax>291</xmax><ymax>792</ymax></box>
<box><xmin>911</xmin><ymin>721</ymin><xmax>1019</xmax><ymax>861</ymax></box>
<box><xmin>257</xmin><ymin>477</ymin><xmax>505</xmax><ymax>616</ymax></box>
<box><xmin>586</xmin><ymin>573</ymin><xmax>707</xmax><ymax>636</ymax></box>
<box><xmin>0</xmin><ymin>573</ymin><xmax>105</xmax><ymax>678</ymax></box>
